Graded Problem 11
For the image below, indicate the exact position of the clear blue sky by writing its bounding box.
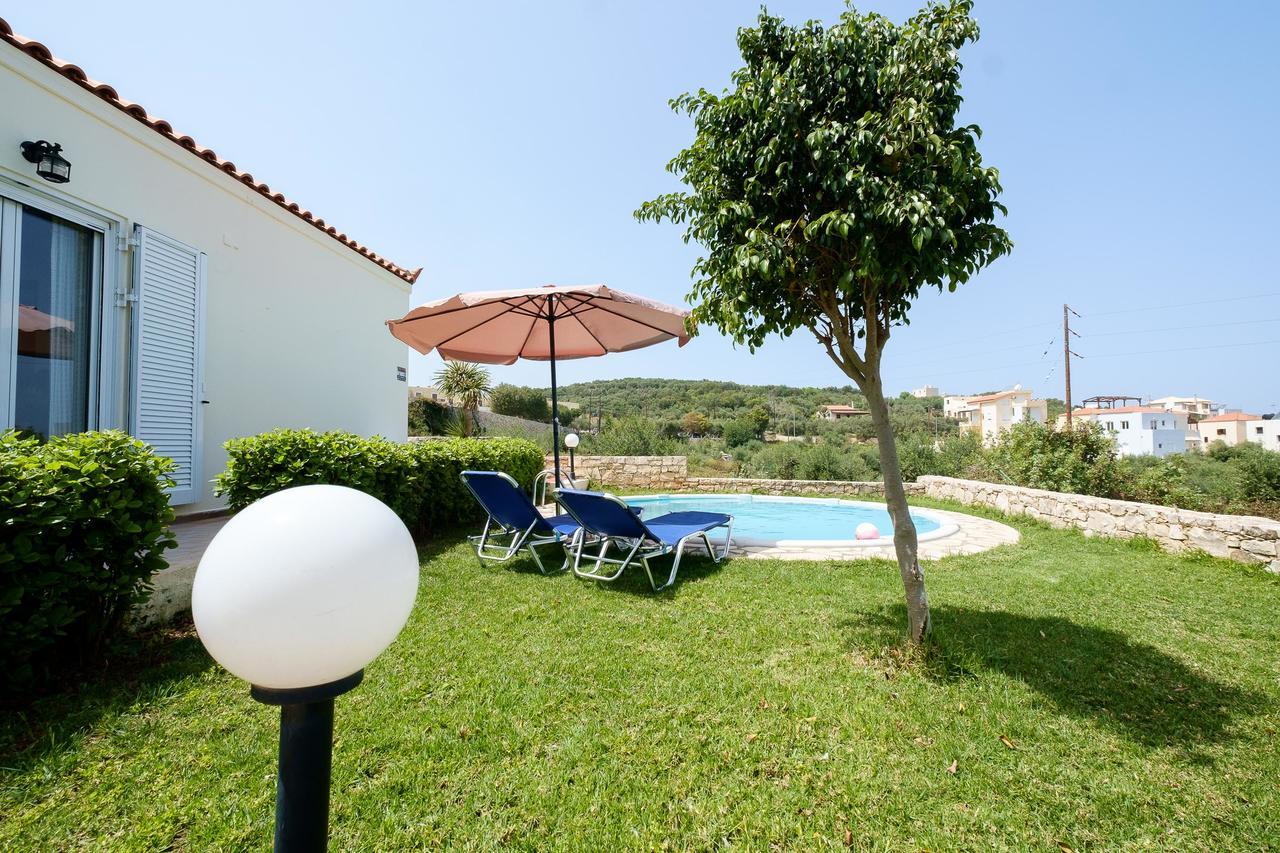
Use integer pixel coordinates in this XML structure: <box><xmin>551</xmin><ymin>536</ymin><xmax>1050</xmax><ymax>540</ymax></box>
<box><xmin>12</xmin><ymin>1</ymin><xmax>1279</xmax><ymax>411</ymax></box>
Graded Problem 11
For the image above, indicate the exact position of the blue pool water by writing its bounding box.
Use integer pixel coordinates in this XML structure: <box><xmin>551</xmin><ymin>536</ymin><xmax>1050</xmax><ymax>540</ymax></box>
<box><xmin>625</xmin><ymin>494</ymin><xmax>942</xmax><ymax>544</ymax></box>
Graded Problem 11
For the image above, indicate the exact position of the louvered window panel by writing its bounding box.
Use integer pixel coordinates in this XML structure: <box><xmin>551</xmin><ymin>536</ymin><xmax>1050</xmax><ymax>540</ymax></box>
<box><xmin>132</xmin><ymin>227</ymin><xmax>205</xmax><ymax>504</ymax></box>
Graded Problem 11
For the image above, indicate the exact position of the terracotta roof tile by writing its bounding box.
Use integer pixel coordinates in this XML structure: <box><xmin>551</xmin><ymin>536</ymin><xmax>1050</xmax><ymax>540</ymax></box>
<box><xmin>0</xmin><ymin>17</ymin><xmax>421</xmax><ymax>284</ymax></box>
<box><xmin>1198</xmin><ymin>412</ymin><xmax>1259</xmax><ymax>423</ymax></box>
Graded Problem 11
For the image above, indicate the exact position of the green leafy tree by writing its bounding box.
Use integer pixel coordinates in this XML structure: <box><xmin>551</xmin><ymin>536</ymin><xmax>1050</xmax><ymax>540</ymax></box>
<box><xmin>722</xmin><ymin>418</ymin><xmax>758</xmax><ymax>448</ymax></box>
<box><xmin>637</xmin><ymin>1</ymin><xmax>1010</xmax><ymax>642</ymax></box>
<box><xmin>682</xmin><ymin>411</ymin><xmax>712</xmax><ymax>436</ymax></box>
<box><xmin>489</xmin><ymin>384</ymin><xmax>551</xmax><ymax>422</ymax></box>
<box><xmin>434</xmin><ymin>362</ymin><xmax>492</xmax><ymax>437</ymax></box>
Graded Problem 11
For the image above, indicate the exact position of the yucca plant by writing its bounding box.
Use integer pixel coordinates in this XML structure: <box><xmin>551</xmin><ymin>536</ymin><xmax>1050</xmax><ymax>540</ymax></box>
<box><xmin>434</xmin><ymin>361</ymin><xmax>492</xmax><ymax>437</ymax></box>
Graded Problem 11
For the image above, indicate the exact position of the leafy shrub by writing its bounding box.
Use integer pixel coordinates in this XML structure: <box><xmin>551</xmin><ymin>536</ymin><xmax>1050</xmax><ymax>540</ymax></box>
<box><xmin>408</xmin><ymin>398</ymin><xmax>459</xmax><ymax>436</ymax></box>
<box><xmin>216</xmin><ymin>430</ymin><xmax>543</xmax><ymax>536</ymax></box>
<box><xmin>581</xmin><ymin>416</ymin><xmax>680</xmax><ymax>456</ymax></box>
<box><xmin>1</xmin><ymin>430</ymin><xmax>176</xmax><ymax>693</ymax></box>
<box><xmin>489</xmin><ymin>384</ymin><xmax>551</xmax><ymax>422</ymax></box>
<box><xmin>982</xmin><ymin>421</ymin><xmax>1123</xmax><ymax>497</ymax></box>
<box><xmin>721</xmin><ymin>419</ymin><xmax>758</xmax><ymax>448</ymax></box>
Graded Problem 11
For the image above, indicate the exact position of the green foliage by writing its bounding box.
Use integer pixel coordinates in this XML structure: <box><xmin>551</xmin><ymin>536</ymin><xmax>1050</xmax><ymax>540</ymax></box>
<box><xmin>408</xmin><ymin>397</ymin><xmax>459</xmax><ymax>436</ymax></box>
<box><xmin>580</xmin><ymin>417</ymin><xmax>680</xmax><ymax>457</ymax></box>
<box><xmin>721</xmin><ymin>419</ymin><xmax>759</xmax><ymax>448</ymax></box>
<box><xmin>489</xmin><ymin>384</ymin><xmax>551</xmax><ymax>423</ymax></box>
<box><xmin>636</xmin><ymin>0</ymin><xmax>1010</xmax><ymax>366</ymax></box>
<box><xmin>682</xmin><ymin>412</ymin><xmax>712</xmax><ymax>436</ymax></box>
<box><xmin>0</xmin><ymin>430</ymin><xmax>176</xmax><ymax>693</ymax></box>
<box><xmin>434</xmin><ymin>362</ymin><xmax>493</xmax><ymax>437</ymax></box>
<box><xmin>981</xmin><ymin>421</ymin><xmax>1123</xmax><ymax>497</ymax></box>
<box><xmin>215</xmin><ymin>430</ymin><xmax>543</xmax><ymax>536</ymax></box>
<box><xmin>741</xmin><ymin>440</ymin><xmax>879</xmax><ymax>481</ymax></box>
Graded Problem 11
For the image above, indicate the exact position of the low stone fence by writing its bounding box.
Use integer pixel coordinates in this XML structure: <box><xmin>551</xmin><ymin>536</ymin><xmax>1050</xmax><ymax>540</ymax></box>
<box><xmin>556</xmin><ymin>455</ymin><xmax>688</xmax><ymax>490</ymax></box>
<box><xmin>683</xmin><ymin>477</ymin><xmax>923</xmax><ymax>497</ymax></box>
<box><xmin>918</xmin><ymin>476</ymin><xmax>1280</xmax><ymax>571</ymax></box>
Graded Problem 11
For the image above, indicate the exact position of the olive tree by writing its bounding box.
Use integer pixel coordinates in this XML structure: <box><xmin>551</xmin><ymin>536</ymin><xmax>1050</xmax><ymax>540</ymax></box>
<box><xmin>637</xmin><ymin>0</ymin><xmax>1011</xmax><ymax>642</ymax></box>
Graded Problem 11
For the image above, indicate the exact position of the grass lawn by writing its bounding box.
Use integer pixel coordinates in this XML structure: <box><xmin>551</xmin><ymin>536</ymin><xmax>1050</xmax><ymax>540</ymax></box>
<box><xmin>2</xmin><ymin>502</ymin><xmax>1278</xmax><ymax>850</ymax></box>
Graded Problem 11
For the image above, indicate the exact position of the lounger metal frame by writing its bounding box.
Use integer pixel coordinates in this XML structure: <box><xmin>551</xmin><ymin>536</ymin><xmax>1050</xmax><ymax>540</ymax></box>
<box><xmin>461</xmin><ymin>471</ymin><xmax>577</xmax><ymax>574</ymax></box>
<box><xmin>557</xmin><ymin>491</ymin><xmax>733</xmax><ymax>591</ymax></box>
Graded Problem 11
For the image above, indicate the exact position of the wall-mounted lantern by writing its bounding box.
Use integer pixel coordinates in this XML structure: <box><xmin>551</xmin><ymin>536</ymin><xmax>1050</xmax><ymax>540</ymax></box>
<box><xmin>20</xmin><ymin>140</ymin><xmax>72</xmax><ymax>183</ymax></box>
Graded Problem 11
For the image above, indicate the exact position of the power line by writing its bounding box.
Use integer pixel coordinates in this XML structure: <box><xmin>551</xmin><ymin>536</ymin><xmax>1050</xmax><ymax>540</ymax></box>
<box><xmin>1080</xmin><ymin>291</ymin><xmax>1280</xmax><ymax>318</ymax></box>
<box><xmin>1081</xmin><ymin>316</ymin><xmax>1280</xmax><ymax>338</ymax></box>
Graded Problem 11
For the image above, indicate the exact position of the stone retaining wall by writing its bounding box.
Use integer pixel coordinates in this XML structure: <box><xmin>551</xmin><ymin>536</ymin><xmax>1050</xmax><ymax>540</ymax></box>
<box><xmin>683</xmin><ymin>477</ymin><xmax>924</xmax><ymax>497</ymax></box>
<box><xmin>918</xmin><ymin>476</ymin><xmax>1280</xmax><ymax>572</ymax></box>
<box><xmin>558</xmin><ymin>455</ymin><xmax>688</xmax><ymax>490</ymax></box>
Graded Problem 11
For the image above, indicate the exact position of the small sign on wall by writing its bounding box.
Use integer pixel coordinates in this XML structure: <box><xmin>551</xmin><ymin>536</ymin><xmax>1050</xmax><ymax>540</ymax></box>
<box><xmin>396</xmin><ymin>366</ymin><xmax>407</xmax><ymax>382</ymax></box>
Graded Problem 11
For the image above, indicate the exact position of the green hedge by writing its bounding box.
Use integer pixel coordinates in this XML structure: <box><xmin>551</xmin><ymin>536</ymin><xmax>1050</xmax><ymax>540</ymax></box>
<box><xmin>215</xmin><ymin>430</ymin><xmax>545</xmax><ymax>536</ymax></box>
<box><xmin>1</xmin><ymin>430</ymin><xmax>176</xmax><ymax>693</ymax></box>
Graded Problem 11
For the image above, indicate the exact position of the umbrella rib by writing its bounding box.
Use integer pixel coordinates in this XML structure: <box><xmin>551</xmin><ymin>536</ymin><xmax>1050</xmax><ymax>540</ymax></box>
<box><xmin>434</xmin><ymin>305</ymin><xmax>520</xmax><ymax>349</ymax></box>
<box><xmin>578</xmin><ymin>301</ymin><xmax>683</xmax><ymax>339</ymax></box>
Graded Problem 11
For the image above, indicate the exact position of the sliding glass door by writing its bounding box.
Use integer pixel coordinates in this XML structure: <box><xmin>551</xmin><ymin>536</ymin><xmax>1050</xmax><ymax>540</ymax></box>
<box><xmin>1</xmin><ymin>195</ymin><xmax>103</xmax><ymax>439</ymax></box>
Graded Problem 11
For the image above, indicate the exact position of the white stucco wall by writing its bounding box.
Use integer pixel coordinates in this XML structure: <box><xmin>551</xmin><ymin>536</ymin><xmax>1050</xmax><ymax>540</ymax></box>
<box><xmin>1247</xmin><ymin>419</ymin><xmax>1280</xmax><ymax>451</ymax></box>
<box><xmin>1</xmin><ymin>45</ymin><xmax>412</xmax><ymax>513</ymax></box>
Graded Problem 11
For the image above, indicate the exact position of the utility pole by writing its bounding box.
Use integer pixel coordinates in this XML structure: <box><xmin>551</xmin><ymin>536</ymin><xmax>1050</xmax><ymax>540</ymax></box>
<box><xmin>1063</xmin><ymin>304</ymin><xmax>1081</xmax><ymax>427</ymax></box>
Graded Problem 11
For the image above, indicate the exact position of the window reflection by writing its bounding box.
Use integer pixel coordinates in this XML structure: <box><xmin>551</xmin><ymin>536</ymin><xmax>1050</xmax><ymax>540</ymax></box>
<box><xmin>15</xmin><ymin>207</ymin><xmax>94</xmax><ymax>439</ymax></box>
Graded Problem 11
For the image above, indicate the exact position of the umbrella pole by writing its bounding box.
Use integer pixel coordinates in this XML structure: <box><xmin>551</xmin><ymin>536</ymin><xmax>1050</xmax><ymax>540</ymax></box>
<box><xmin>548</xmin><ymin>298</ymin><xmax>562</xmax><ymax>489</ymax></box>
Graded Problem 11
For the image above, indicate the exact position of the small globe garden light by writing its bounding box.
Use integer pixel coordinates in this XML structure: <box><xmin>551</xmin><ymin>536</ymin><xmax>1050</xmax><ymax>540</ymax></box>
<box><xmin>564</xmin><ymin>431</ymin><xmax>580</xmax><ymax>480</ymax></box>
<box><xmin>20</xmin><ymin>140</ymin><xmax>72</xmax><ymax>183</ymax></box>
<box><xmin>193</xmin><ymin>485</ymin><xmax>419</xmax><ymax>851</ymax></box>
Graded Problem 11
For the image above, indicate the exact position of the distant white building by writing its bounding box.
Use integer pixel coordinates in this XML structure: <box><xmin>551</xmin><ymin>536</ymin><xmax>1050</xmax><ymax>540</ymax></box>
<box><xmin>950</xmin><ymin>386</ymin><xmax>1048</xmax><ymax>446</ymax></box>
<box><xmin>1060</xmin><ymin>406</ymin><xmax>1189</xmax><ymax>458</ymax></box>
<box><xmin>1150</xmin><ymin>396</ymin><xmax>1219</xmax><ymax>418</ymax></box>
<box><xmin>1246</xmin><ymin>417</ymin><xmax>1280</xmax><ymax>451</ymax></box>
<box><xmin>910</xmin><ymin>385</ymin><xmax>941</xmax><ymax>398</ymax></box>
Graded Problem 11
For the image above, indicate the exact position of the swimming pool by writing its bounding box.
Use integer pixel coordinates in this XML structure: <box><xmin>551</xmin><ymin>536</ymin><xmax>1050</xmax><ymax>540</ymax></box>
<box><xmin>623</xmin><ymin>494</ymin><xmax>957</xmax><ymax>548</ymax></box>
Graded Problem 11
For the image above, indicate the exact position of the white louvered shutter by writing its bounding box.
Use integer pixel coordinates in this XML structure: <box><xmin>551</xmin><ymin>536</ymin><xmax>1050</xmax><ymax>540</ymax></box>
<box><xmin>132</xmin><ymin>227</ymin><xmax>206</xmax><ymax>505</ymax></box>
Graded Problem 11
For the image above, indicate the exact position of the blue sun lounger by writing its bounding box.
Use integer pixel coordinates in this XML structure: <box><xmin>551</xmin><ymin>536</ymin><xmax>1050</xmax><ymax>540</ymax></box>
<box><xmin>460</xmin><ymin>470</ymin><xmax>582</xmax><ymax>574</ymax></box>
<box><xmin>553</xmin><ymin>488</ymin><xmax>733</xmax><ymax>591</ymax></box>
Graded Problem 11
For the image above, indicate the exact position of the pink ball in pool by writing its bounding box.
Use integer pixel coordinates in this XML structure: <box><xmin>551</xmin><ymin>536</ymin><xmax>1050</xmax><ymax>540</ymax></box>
<box><xmin>855</xmin><ymin>522</ymin><xmax>881</xmax><ymax>541</ymax></box>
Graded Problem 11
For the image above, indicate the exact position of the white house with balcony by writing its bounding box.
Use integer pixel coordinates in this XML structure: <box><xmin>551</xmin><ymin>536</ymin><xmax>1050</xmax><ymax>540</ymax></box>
<box><xmin>1</xmin><ymin>17</ymin><xmax>418</xmax><ymax>514</ymax></box>
<box><xmin>1060</xmin><ymin>406</ymin><xmax>1189</xmax><ymax>458</ymax></box>
<box><xmin>1150</xmin><ymin>395</ymin><xmax>1219</xmax><ymax>418</ymax></box>
<box><xmin>950</xmin><ymin>386</ymin><xmax>1047</xmax><ymax>446</ymax></box>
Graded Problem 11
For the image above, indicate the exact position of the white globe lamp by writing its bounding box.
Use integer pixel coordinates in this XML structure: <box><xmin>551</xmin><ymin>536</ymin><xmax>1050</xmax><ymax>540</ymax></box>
<box><xmin>192</xmin><ymin>484</ymin><xmax>419</xmax><ymax>850</ymax></box>
<box><xmin>564</xmin><ymin>431</ymin><xmax>580</xmax><ymax>480</ymax></box>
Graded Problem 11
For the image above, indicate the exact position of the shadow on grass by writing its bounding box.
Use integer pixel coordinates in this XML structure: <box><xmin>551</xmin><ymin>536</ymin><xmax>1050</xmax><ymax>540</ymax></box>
<box><xmin>845</xmin><ymin>605</ymin><xmax>1267</xmax><ymax>752</ymax></box>
<box><xmin>570</xmin><ymin>547</ymin><xmax>732</xmax><ymax>598</ymax></box>
<box><xmin>0</xmin><ymin>618</ymin><xmax>214</xmax><ymax>773</ymax></box>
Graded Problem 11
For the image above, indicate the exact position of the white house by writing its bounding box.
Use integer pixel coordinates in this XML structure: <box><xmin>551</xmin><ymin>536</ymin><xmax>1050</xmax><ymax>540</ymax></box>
<box><xmin>910</xmin><ymin>385</ymin><xmax>940</xmax><ymax>398</ymax></box>
<box><xmin>1150</xmin><ymin>395</ymin><xmax>1218</xmax><ymax>417</ymax></box>
<box><xmin>1</xmin><ymin>18</ymin><xmax>418</xmax><ymax>514</ymax></box>
<box><xmin>949</xmin><ymin>386</ymin><xmax>1048</xmax><ymax>446</ymax></box>
<box><xmin>1061</xmin><ymin>406</ymin><xmax>1188</xmax><ymax>458</ymax></box>
<box><xmin>1246</xmin><ymin>417</ymin><xmax>1280</xmax><ymax>452</ymax></box>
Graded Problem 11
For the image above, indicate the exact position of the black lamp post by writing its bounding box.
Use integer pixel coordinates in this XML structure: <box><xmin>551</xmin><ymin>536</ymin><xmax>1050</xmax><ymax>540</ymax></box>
<box><xmin>251</xmin><ymin>673</ymin><xmax>364</xmax><ymax>851</ymax></box>
<box><xmin>191</xmin><ymin>486</ymin><xmax>420</xmax><ymax>852</ymax></box>
<box><xmin>20</xmin><ymin>140</ymin><xmax>72</xmax><ymax>183</ymax></box>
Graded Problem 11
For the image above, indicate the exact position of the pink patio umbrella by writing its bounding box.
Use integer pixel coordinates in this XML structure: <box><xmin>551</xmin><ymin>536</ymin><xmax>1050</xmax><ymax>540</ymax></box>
<box><xmin>387</xmin><ymin>284</ymin><xmax>691</xmax><ymax>485</ymax></box>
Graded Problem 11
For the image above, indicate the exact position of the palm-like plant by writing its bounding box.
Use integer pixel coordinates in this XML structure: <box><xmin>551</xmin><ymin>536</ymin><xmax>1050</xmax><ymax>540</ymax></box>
<box><xmin>434</xmin><ymin>361</ymin><xmax>492</xmax><ymax>437</ymax></box>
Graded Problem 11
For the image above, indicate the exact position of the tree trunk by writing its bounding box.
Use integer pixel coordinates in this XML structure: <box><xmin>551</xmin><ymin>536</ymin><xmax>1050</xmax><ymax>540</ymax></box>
<box><xmin>861</xmin><ymin>376</ymin><xmax>932</xmax><ymax>644</ymax></box>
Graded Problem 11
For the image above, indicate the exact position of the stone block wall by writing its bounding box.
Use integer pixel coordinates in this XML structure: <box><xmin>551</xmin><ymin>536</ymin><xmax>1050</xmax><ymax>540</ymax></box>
<box><xmin>556</xmin><ymin>455</ymin><xmax>688</xmax><ymax>490</ymax></box>
<box><xmin>918</xmin><ymin>476</ymin><xmax>1280</xmax><ymax>572</ymax></box>
<box><xmin>683</xmin><ymin>477</ymin><xmax>924</xmax><ymax>497</ymax></box>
